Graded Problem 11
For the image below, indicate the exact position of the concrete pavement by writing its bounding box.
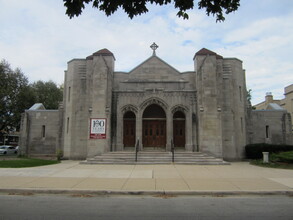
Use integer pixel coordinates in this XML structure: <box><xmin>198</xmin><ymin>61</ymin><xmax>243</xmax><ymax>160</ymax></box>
<box><xmin>0</xmin><ymin>161</ymin><xmax>293</xmax><ymax>195</ymax></box>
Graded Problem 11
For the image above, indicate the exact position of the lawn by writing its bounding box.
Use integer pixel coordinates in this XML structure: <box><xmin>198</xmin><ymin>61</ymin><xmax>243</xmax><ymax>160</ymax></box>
<box><xmin>0</xmin><ymin>158</ymin><xmax>60</xmax><ymax>168</ymax></box>
<box><xmin>250</xmin><ymin>151</ymin><xmax>293</xmax><ymax>169</ymax></box>
<box><xmin>250</xmin><ymin>160</ymin><xmax>293</xmax><ymax>169</ymax></box>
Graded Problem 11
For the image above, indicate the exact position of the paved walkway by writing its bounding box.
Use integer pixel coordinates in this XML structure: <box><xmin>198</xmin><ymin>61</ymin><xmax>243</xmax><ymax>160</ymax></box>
<box><xmin>0</xmin><ymin>161</ymin><xmax>293</xmax><ymax>195</ymax></box>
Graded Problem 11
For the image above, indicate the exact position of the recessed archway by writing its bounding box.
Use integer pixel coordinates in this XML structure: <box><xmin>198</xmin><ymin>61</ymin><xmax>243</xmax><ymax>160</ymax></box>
<box><xmin>142</xmin><ymin>104</ymin><xmax>166</xmax><ymax>148</ymax></box>
<box><xmin>123</xmin><ymin>111</ymin><xmax>136</xmax><ymax>148</ymax></box>
<box><xmin>173</xmin><ymin>110</ymin><xmax>186</xmax><ymax>149</ymax></box>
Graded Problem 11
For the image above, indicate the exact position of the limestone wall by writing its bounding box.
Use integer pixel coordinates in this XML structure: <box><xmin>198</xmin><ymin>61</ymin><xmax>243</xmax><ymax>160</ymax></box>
<box><xmin>221</xmin><ymin>58</ymin><xmax>247</xmax><ymax>160</ymax></box>
<box><xmin>195</xmin><ymin>54</ymin><xmax>223</xmax><ymax>157</ymax></box>
<box><xmin>63</xmin><ymin>50</ymin><xmax>115</xmax><ymax>159</ymax></box>
<box><xmin>249</xmin><ymin>110</ymin><xmax>292</xmax><ymax>145</ymax></box>
<box><xmin>280</xmin><ymin>84</ymin><xmax>293</xmax><ymax>130</ymax></box>
<box><xmin>63</xmin><ymin>59</ymin><xmax>88</xmax><ymax>159</ymax></box>
<box><xmin>20</xmin><ymin>110</ymin><xmax>59</xmax><ymax>156</ymax></box>
<box><xmin>86</xmin><ymin>54</ymin><xmax>114</xmax><ymax>157</ymax></box>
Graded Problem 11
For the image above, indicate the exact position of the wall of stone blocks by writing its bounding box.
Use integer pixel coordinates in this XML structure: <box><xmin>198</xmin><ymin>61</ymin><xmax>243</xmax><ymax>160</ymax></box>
<box><xmin>63</xmin><ymin>52</ymin><xmax>115</xmax><ymax>159</ymax></box>
<box><xmin>63</xmin><ymin>59</ymin><xmax>88</xmax><ymax>159</ymax></box>
<box><xmin>195</xmin><ymin>54</ymin><xmax>223</xmax><ymax>157</ymax></box>
<box><xmin>249</xmin><ymin>110</ymin><xmax>292</xmax><ymax>145</ymax></box>
<box><xmin>221</xmin><ymin>58</ymin><xmax>247</xmax><ymax>160</ymax></box>
<box><xmin>20</xmin><ymin>110</ymin><xmax>59</xmax><ymax>156</ymax></box>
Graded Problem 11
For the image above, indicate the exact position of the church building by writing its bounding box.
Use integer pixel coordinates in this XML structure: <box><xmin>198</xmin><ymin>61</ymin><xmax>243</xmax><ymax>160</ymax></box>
<box><xmin>19</xmin><ymin>44</ymin><xmax>293</xmax><ymax>161</ymax></box>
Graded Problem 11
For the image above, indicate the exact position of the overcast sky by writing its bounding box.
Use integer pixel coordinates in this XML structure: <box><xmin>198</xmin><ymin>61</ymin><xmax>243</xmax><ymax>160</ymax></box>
<box><xmin>0</xmin><ymin>0</ymin><xmax>292</xmax><ymax>105</ymax></box>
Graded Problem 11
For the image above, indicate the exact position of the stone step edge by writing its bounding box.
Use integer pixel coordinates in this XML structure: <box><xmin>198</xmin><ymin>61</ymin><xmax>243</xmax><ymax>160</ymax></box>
<box><xmin>81</xmin><ymin>161</ymin><xmax>230</xmax><ymax>165</ymax></box>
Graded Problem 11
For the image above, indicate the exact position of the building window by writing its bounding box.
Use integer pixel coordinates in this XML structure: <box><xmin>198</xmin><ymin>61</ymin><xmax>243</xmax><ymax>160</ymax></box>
<box><xmin>266</xmin><ymin>125</ymin><xmax>270</xmax><ymax>138</ymax></box>
<box><xmin>42</xmin><ymin>125</ymin><xmax>46</xmax><ymax>138</ymax></box>
<box><xmin>67</xmin><ymin>117</ymin><xmax>69</xmax><ymax>134</ymax></box>
<box><xmin>239</xmin><ymin>86</ymin><xmax>242</xmax><ymax>102</ymax></box>
<box><xmin>68</xmin><ymin>87</ymin><xmax>71</xmax><ymax>102</ymax></box>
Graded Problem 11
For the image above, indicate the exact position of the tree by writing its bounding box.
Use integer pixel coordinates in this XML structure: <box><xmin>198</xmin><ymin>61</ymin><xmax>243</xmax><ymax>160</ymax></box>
<box><xmin>63</xmin><ymin>0</ymin><xmax>240</xmax><ymax>22</ymax></box>
<box><xmin>0</xmin><ymin>60</ymin><xmax>63</xmax><ymax>133</ymax></box>
<box><xmin>247</xmin><ymin>89</ymin><xmax>256</xmax><ymax>109</ymax></box>
<box><xmin>247</xmin><ymin>89</ymin><xmax>252</xmax><ymax>103</ymax></box>
<box><xmin>31</xmin><ymin>80</ymin><xmax>63</xmax><ymax>109</ymax></box>
<box><xmin>0</xmin><ymin>60</ymin><xmax>35</xmax><ymax>132</ymax></box>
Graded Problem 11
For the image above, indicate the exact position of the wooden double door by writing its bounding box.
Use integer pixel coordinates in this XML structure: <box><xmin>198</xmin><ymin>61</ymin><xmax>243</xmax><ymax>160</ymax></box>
<box><xmin>143</xmin><ymin>120</ymin><xmax>166</xmax><ymax>148</ymax></box>
<box><xmin>123</xmin><ymin>119</ymin><xmax>185</xmax><ymax>149</ymax></box>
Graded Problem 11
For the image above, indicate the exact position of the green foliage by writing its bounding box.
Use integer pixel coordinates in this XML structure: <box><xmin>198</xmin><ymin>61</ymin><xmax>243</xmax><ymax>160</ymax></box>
<box><xmin>31</xmin><ymin>80</ymin><xmax>63</xmax><ymax>109</ymax></box>
<box><xmin>270</xmin><ymin>151</ymin><xmax>293</xmax><ymax>164</ymax></box>
<box><xmin>0</xmin><ymin>60</ymin><xmax>63</xmax><ymax>133</ymax></box>
<box><xmin>0</xmin><ymin>60</ymin><xmax>34</xmax><ymax>132</ymax></box>
<box><xmin>247</xmin><ymin>89</ymin><xmax>252</xmax><ymax>102</ymax></box>
<box><xmin>63</xmin><ymin>0</ymin><xmax>240</xmax><ymax>22</ymax></box>
<box><xmin>56</xmin><ymin>149</ymin><xmax>64</xmax><ymax>161</ymax></box>
<box><xmin>250</xmin><ymin>159</ymin><xmax>293</xmax><ymax>169</ymax></box>
<box><xmin>0</xmin><ymin>158</ymin><xmax>60</xmax><ymax>168</ymax></box>
<box><xmin>245</xmin><ymin>143</ymin><xmax>293</xmax><ymax>159</ymax></box>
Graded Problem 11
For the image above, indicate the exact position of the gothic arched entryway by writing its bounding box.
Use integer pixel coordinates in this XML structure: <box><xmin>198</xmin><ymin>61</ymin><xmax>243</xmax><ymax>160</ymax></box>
<box><xmin>142</xmin><ymin>104</ymin><xmax>166</xmax><ymax>148</ymax></box>
<box><xmin>173</xmin><ymin>111</ymin><xmax>185</xmax><ymax>149</ymax></box>
<box><xmin>123</xmin><ymin>111</ymin><xmax>136</xmax><ymax>148</ymax></box>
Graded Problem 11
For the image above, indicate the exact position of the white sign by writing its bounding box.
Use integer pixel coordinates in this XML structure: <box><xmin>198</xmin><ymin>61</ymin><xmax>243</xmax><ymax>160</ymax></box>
<box><xmin>90</xmin><ymin>118</ymin><xmax>106</xmax><ymax>139</ymax></box>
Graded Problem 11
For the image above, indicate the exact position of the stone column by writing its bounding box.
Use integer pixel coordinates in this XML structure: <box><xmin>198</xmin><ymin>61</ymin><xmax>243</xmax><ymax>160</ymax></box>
<box><xmin>116</xmin><ymin>111</ymin><xmax>123</xmax><ymax>151</ymax></box>
<box><xmin>137</xmin><ymin>111</ymin><xmax>143</xmax><ymax>150</ymax></box>
<box><xmin>185</xmin><ymin>111</ymin><xmax>193</xmax><ymax>151</ymax></box>
<box><xmin>166</xmin><ymin>110</ymin><xmax>172</xmax><ymax>151</ymax></box>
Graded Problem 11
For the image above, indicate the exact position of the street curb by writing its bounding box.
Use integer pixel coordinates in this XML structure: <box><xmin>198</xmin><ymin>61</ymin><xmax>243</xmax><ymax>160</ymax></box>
<box><xmin>1</xmin><ymin>188</ymin><xmax>292</xmax><ymax>197</ymax></box>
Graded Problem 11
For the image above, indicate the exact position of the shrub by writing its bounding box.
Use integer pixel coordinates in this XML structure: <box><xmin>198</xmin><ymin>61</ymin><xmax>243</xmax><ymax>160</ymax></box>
<box><xmin>56</xmin><ymin>149</ymin><xmax>63</xmax><ymax>161</ymax></box>
<box><xmin>270</xmin><ymin>151</ymin><xmax>293</xmax><ymax>164</ymax></box>
<box><xmin>245</xmin><ymin>143</ymin><xmax>293</xmax><ymax>159</ymax></box>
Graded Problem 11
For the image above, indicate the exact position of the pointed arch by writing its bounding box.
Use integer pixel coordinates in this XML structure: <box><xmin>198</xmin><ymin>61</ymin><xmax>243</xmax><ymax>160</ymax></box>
<box><xmin>121</xmin><ymin>105</ymin><xmax>137</xmax><ymax>148</ymax></box>
<box><xmin>171</xmin><ymin>105</ymin><xmax>189</xmax><ymax>114</ymax></box>
<box><xmin>140</xmin><ymin>97</ymin><xmax>168</xmax><ymax>111</ymax></box>
<box><xmin>121</xmin><ymin>104</ymin><xmax>138</xmax><ymax>115</ymax></box>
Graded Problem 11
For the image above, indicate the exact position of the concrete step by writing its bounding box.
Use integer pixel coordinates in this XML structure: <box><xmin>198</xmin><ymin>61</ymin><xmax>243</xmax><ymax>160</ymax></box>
<box><xmin>81</xmin><ymin>151</ymin><xmax>230</xmax><ymax>165</ymax></box>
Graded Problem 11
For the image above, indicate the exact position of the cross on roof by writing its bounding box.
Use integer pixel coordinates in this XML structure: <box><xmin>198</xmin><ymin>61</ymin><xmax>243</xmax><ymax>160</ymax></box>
<box><xmin>150</xmin><ymin>42</ymin><xmax>158</xmax><ymax>56</ymax></box>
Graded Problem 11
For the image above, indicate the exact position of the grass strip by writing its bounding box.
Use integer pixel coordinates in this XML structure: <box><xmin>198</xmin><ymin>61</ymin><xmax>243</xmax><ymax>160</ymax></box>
<box><xmin>250</xmin><ymin>160</ymin><xmax>293</xmax><ymax>169</ymax></box>
<box><xmin>0</xmin><ymin>158</ymin><xmax>60</xmax><ymax>168</ymax></box>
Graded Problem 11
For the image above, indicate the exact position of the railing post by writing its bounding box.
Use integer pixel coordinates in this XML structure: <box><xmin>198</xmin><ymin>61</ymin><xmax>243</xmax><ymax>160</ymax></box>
<box><xmin>171</xmin><ymin>139</ymin><xmax>174</xmax><ymax>163</ymax></box>
<box><xmin>135</xmin><ymin>139</ymin><xmax>139</xmax><ymax>162</ymax></box>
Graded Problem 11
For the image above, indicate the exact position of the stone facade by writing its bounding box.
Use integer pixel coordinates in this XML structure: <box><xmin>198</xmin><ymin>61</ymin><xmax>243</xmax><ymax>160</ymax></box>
<box><xmin>19</xmin><ymin>104</ymin><xmax>61</xmax><ymax>157</ymax></box>
<box><xmin>247</xmin><ymin>110</ymin><xmax>292</xmax><ymax>145</ymax></box>
<box><xmin>254</xmin><ymin>84</ymin><xmax>293</xmax><ymax>131</ymax></box>
<box><xmin>19</xmin><ymin>46</ymin><xmax>293</xmax><ymax>160</ymax></box>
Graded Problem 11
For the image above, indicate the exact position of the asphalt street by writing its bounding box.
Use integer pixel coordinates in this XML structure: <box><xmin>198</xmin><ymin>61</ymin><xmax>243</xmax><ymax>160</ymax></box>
<box><xmin>1</xmin><ymin>194</ymin><xmax>293</xmax><ymax>220</ymax></box>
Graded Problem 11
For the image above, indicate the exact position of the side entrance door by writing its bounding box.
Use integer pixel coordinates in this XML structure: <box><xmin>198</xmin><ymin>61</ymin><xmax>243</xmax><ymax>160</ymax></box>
<box><xmin>173</xmin><ymin>120</ymin><xmax>185</xmax><ymax>148</ymax></box>
<box><xmin>123</xmin><ymin>120</ymin><xmax>135</xmax><ymax>147</ymax></box>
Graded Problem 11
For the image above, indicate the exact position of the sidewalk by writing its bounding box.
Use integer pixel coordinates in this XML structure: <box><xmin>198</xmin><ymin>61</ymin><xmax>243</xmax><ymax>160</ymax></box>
<box><xmin>0</xmin><ymin>161</ymin><xmax>293</xmax><ymax>195</ymax></box>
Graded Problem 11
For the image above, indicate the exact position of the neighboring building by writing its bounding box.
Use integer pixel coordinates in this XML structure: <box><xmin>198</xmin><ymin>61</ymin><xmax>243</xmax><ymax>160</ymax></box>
<box><xmin>0</xmin><ymin>131</ymin><xmax>19</xmax><ymax>146</ymax></box>
<box><xmin>19</xmin><ymin>45</ymin><xmax>293</xmax><ymax>161</ymax></box>
<box><xmin>19</xmin><ymin>103</ymin><xmax>62</xmax><ymax>157</ymax></box>
<box><xmin>254</xmin><ymin>84</ymin><xmax>293</xmax><ymax>131</ymax></box>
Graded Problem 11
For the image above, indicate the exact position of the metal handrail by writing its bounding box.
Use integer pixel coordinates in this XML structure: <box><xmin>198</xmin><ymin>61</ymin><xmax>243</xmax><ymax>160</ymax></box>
<box><xmin>171</xmin><ymin>139</ymin><xmax>175</xmax><ymax>163</ymax></box>
<box><xmin>135</xmin><ymin>139</ymin><xmax>139</xmax><ymax>162</ymax></box>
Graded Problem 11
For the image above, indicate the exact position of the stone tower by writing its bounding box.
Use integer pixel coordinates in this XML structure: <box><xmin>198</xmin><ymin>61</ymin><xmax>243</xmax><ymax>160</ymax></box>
<box><xmin>220</xmin><ymin>57</ymin><xmax>247</xmax><ymax>160</ymax></box>
<box><xmin>194</xmin><ymin>48</ymin><xmax>223</xmax><ymax>157</ymax></box>
<box><xmin>63</xmin><ymin>49</ymin><xmax>115</xmax><ymax>159</ymax></box>
<box><xmin>194</xmin><ymin>48</ymin><xmax>247</xmax><ymax>159</ymax></box>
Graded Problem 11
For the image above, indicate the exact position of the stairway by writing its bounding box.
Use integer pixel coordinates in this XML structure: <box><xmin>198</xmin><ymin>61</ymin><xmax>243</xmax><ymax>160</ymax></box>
<box><xmin>81</xmin><ymin>151</ymin><xmax>230</xmax><ymax>165</ymax></box>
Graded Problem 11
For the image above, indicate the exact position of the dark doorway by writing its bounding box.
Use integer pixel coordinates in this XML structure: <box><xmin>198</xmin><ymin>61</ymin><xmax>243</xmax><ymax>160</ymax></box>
<box><xmin>142</xmin><ymin>104</ymin><xmax>166</xmax><ymax>148</ymax></box>
<box><xmin>123</xmin><ymin>111</ymin><xmax>136</xmax><ymax>148</ymax></box>
<box><xmin>173</xmin><ymin>111</ymin><xmax>185</xmax><ymax>149</ymax></box>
